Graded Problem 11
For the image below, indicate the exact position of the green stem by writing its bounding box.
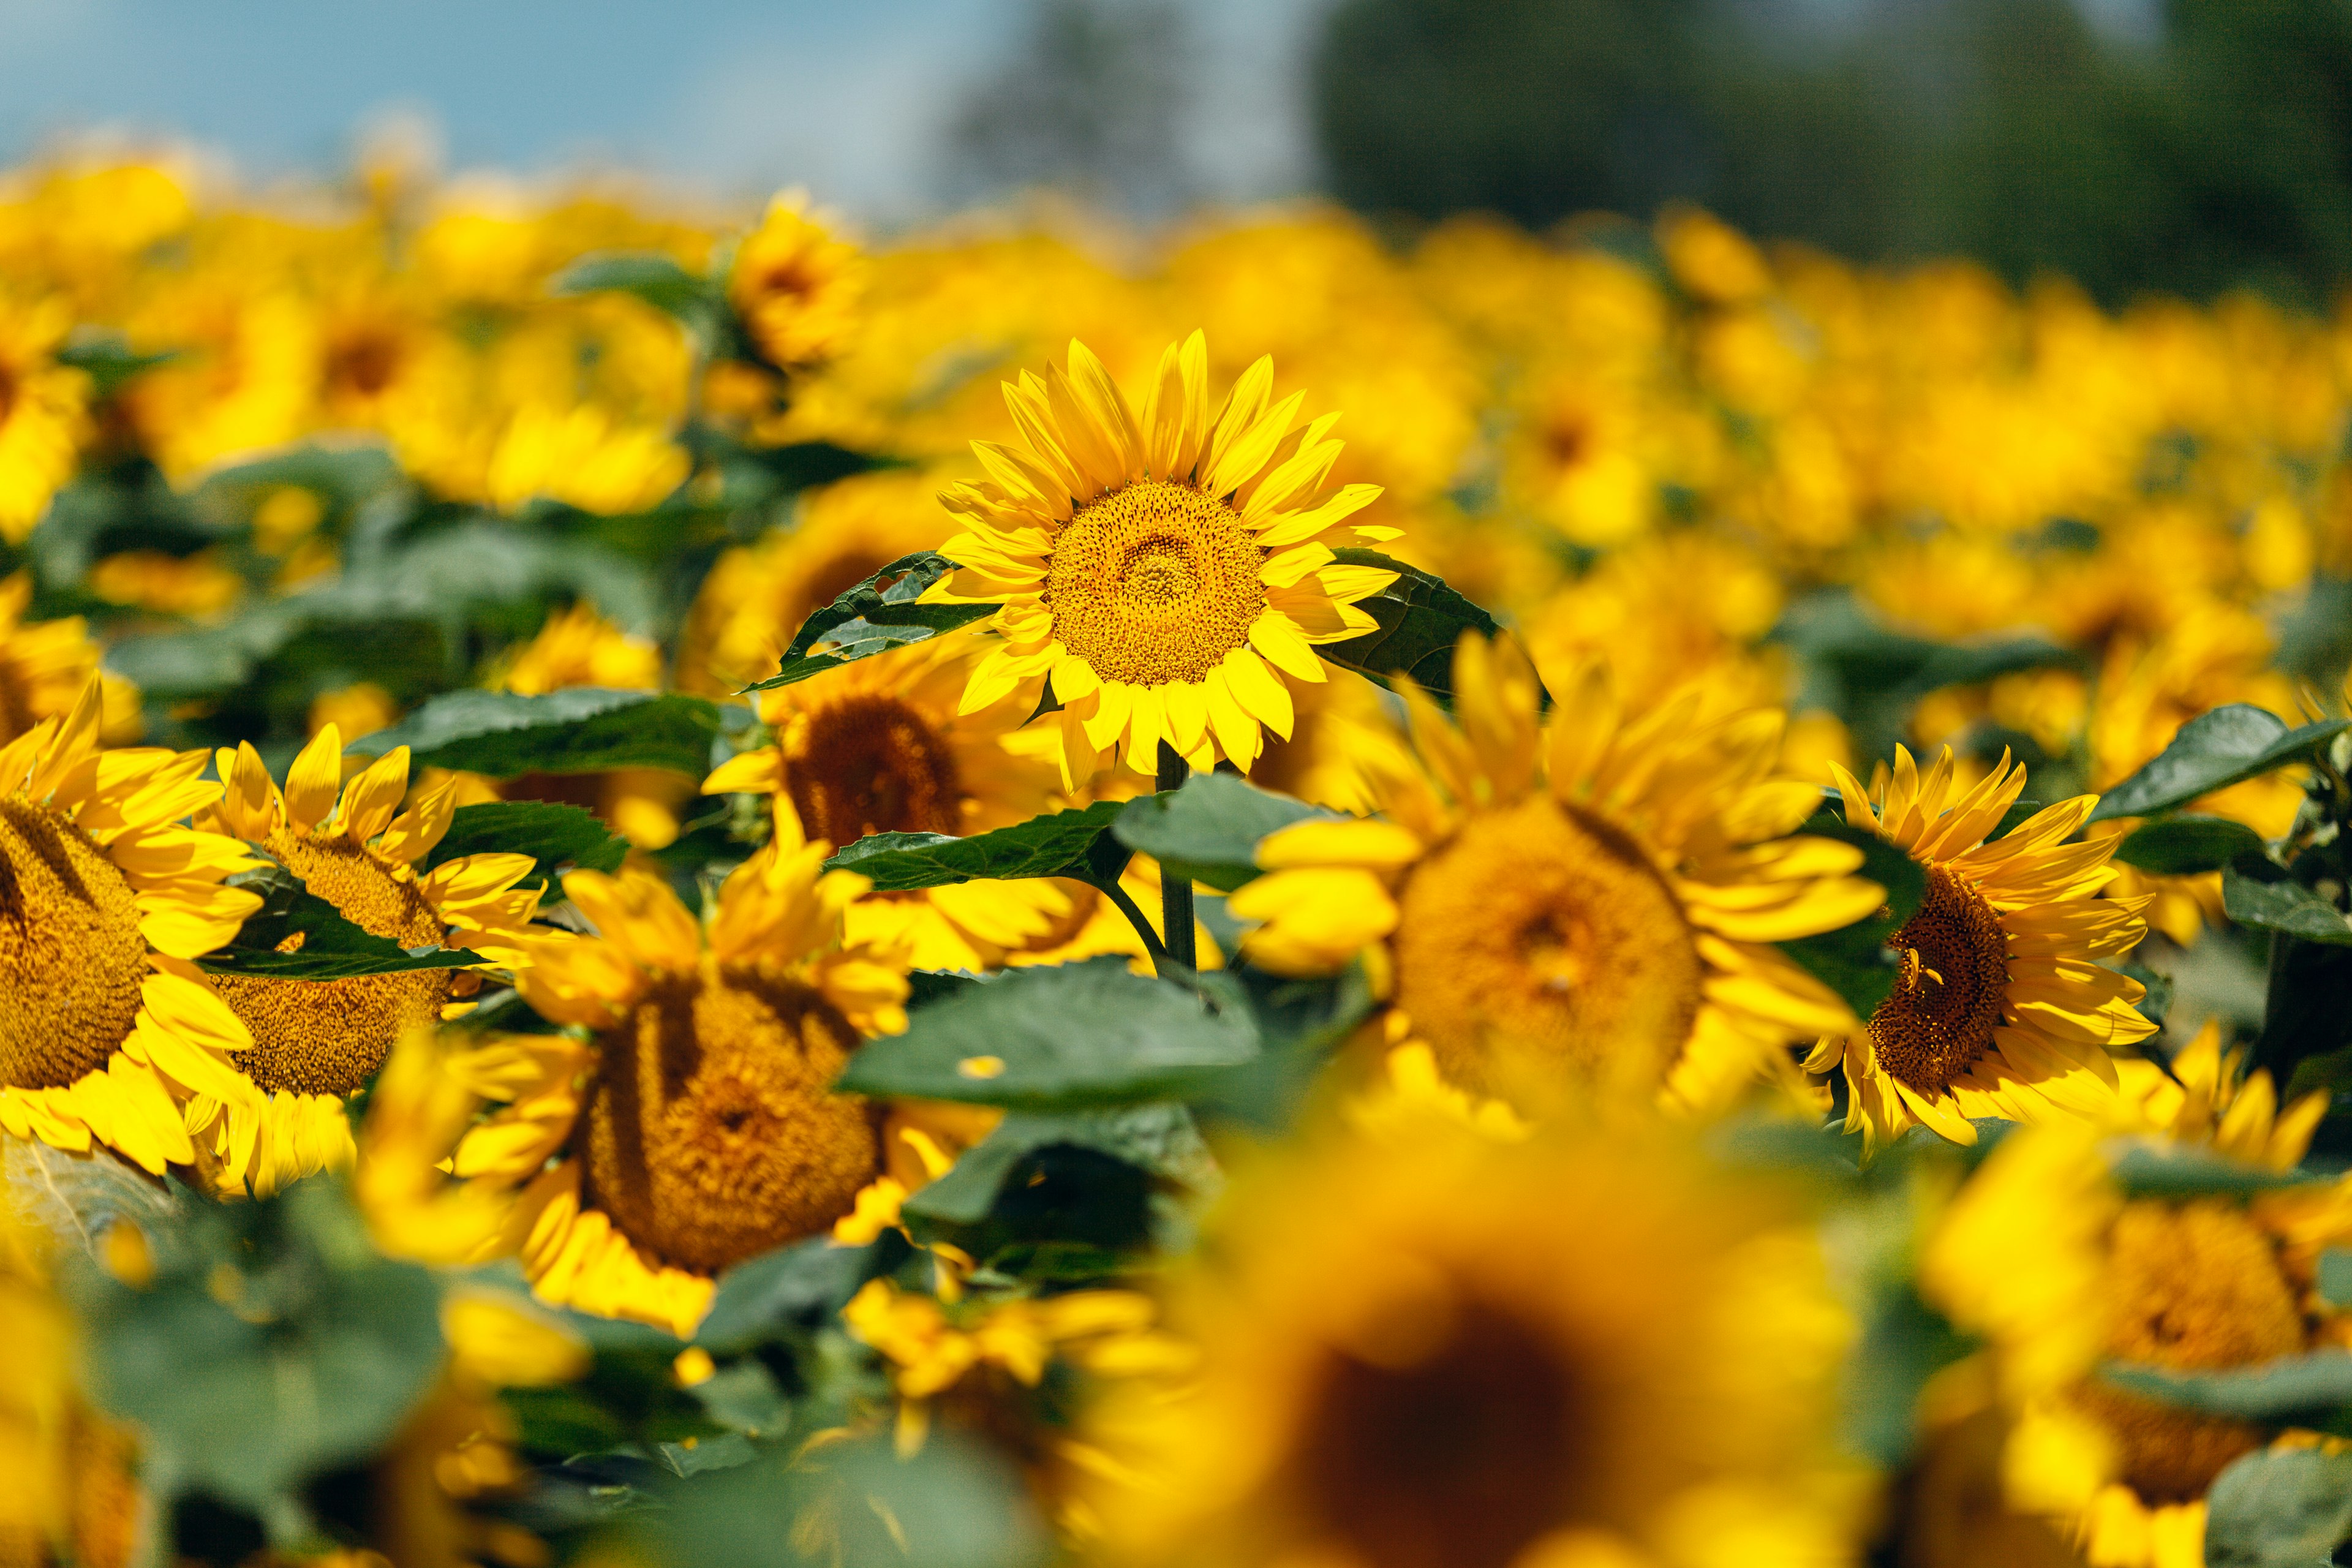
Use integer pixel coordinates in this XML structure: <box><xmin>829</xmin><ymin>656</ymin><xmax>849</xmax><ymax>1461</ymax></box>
<box><xmin>1096</xmin><ymin>876</ymin><xmax>1169</xmax><ymax>970</ymax></box>
<box><xmin>1156</xmin><ymin>741</ymin><xmax>1197</xmax><ymax>972</ymax></box>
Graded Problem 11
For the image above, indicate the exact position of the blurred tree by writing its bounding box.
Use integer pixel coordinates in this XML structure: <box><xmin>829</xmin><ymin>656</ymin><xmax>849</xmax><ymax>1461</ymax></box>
<box><xmin>937</xmin><ymin>0</ymin><xmax>1196</xmax><ymax>216</ymax></box>
<box><xmin>1312</xmin><ymin>0</ymin><xmax>2352</xmax><ymax>306</ymax></box>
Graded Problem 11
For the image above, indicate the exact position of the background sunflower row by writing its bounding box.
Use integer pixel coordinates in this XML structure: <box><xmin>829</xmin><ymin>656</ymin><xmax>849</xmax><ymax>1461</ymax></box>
<box><xmin>2</xmin><ymin>146</ymin><xmax>2352</xmax><ymax>1568</ymax></box>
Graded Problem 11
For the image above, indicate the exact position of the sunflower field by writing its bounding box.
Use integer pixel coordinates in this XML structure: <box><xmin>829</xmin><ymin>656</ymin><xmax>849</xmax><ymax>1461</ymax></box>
<box><xmin>6</xmin><ymin>149</ymin><xmax>2352</xmax><ymax>1568</ymax></box>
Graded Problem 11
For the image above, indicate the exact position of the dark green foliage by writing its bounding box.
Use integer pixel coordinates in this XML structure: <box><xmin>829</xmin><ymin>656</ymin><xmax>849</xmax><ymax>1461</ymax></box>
<box><xmin>347</xmin><ymin>688</ymin><xmax>726</xmax><ymax>778</ymax></box>
<box><xmin>1113</xmin><ymin>772</ymin><xmax>1338</xmax><ymax>892</ymax></box>
<box><xmin>1316</xmin><ymin>547</ymin><xmax>1511</xmax><ymax>704</ymax></box>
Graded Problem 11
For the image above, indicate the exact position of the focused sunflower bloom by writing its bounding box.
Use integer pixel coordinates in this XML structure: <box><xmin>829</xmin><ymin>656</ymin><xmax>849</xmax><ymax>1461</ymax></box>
<box><xmin>195</xmin><ymin>727</ymin><xmax>546</xmax><ymax>1196</ymax></box>
<box><xmin>935</xmin><ymin>332</ymin><xmax>1399</xmax><ymax>782</ymax></box>
<box><xmin>1234</xmin><ymin>633</ymin><xmax>1879</xmax><ymax>1114</ymax></box>
<box><xmin>0</xmin><ymin>573</ymin><xmax>140</xmax><ymax>748</ymax></box>
<box><xmin>0</xmin><ymin>680</ymin><xmax>262</xmax><ymax>1173</ymax></box>
<box><xmin>443</xmin><ymin>827</ymin><xmax>914</xmax><ymax>1335</ymax></box>
<box><xmin>0</xmin><ymin>295</ymin><xmax>89</xmax><ymax>545</ymax></box>
<box><xmin>1922</xmin><ymin>1112</ymin><xmax>2352</xmax><ymax>1568</ymax></box>
<box><xmin>728</xmin><ymin>190</ymin><xmax>865</xmax><ymax>371</ymax></box>
<box><xmin>1082</xmin><ymin>1123</ymin><xmax>1859</xmax><ymax>1568</ymax></box>
<box><xmin>1805</xmin><ymin>746</ymin><xmax>2157</xmax><ymax>1150</ymax></box>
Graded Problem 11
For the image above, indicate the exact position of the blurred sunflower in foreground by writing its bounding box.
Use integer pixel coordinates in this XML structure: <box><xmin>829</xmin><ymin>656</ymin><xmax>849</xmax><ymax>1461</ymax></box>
<box><xmin>1236</xmin><ymin>633</ymin><xmax>1879</xmax><ymax>1114</ymax></box>
<box><xmin>934</xmin><ymin>332</ymin><xmax>1399</xmax><ymax>782</ymax></box>
<box><xmin>1806</xmin><ymin>747</ymin><xmax>2155</xmax><ymax>1150</ymax></box>
<box><xmin>1083</xmin><ymin>1117</ymin><xmax>1860</xmax><ymax>1568</ymax></box>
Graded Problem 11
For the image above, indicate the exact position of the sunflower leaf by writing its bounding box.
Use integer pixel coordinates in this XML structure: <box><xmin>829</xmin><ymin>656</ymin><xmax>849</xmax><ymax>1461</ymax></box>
<box><xmin>1316</xmin><ymin>548</ymin><xmax>1509</xmax><ymax>704</ymax></box>
<box><xmin>2223</xmin><ymin>860</ymin><xmax>2352</xmax><ymax>947</ymax></box>
<box><xmin>741</xmin><ymin>551</ymin><xmax>999</xmax><ymax>693</ymax></box>
<box><xmin>423</xmin><ymin>800</ymin><xmax>631</xmax><ymax>888</ymax></box>
<box><xmin>2089</xmin><ymin>704</ymin><xmax>2349</xmax><ymax>823</ymax></box>
<box><xmin>825</xmin><ymin>801</ymin><xmax>1131</xmax><ymax>892</ymax></box>
<box><xmin>904</xmin><ymin>1103</ymin><xmax>1219</xmax><ymax>1225</ymax></box>
<box><xmin>344</xmin><ymin>688</ymin><xmax>727</xmax><ymax>778</ymax></box>
<box><xmin>1112</xmin><ymin>772</ymin><xmax>1339</xmax><ymax>892</ymax></box>
<box><xmin>1773</xmin><ymin>813</ymin><xmax>1929</xmax><ymax>1020</ymax></box>
<box><xmin>2106</xmin><ymin>1140</ymin><xmax>2319</xmax><ymax>1197</ymax></box>
<box><xmin>2098</xmin><ymin>1349</ymin><xmax>2352</xmax><ymax>1421</ymax></box>
<box><xmin>836</xmin><ymin>956</ymin><xmax>1261</xmax><ymax>1109</ymax></box>
<box><xmin>2205</xmin><ymin>1446</ymin><xmax>2352</xmax><ymax>1567</ymax></box>
<box><xmin>2114</xmin><ymin>813</ymin><xmax>2270</xmax><ymax>875</ymax></box>
<box><xmin>200</xmin><ymin>861</ymin><xmax>484</xmax><ymax>979</ymax></box>
<box><xmin>554</xmin><ymin>251</ymin><xmax>726</xmax><ymax>324</ymax></box>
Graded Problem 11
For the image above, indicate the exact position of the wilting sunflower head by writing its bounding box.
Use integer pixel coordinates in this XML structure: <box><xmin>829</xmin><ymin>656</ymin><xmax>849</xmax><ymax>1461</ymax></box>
<box><xmin>1804</xmin><ymin>745</ymin><xmax>2157</xmax><ymax>1152</ymax></box>
<box><xmin>197</xmin><ymin>727</ymin><xmax>545</xmax><ymax>1194</ymax></box>
<box><xmin>0</xmin><ymin>679</ymin><xmax>263</xmax><ymax>1173</ymax></box>
<box><xmin>475</xmin><ymin>831</ymin><xmax>910</xmax><ymax>1333</ymax></box>
<box><xmin>728</xmin><ymin>189</ymin><xmax>865</xmax><ymax>371</ymax></box>
<box><xmin>1084</xmin><ymin>1124</ymin><xmax>1858</xmax><ymax>1568</ymax></box>
<box><xmin>932</xmin><ymin>332</ymin><xmax>1402</xmax><ymax>785</ymax></box>
<box><xmin>1234</xmin><ymin>633</ymin><xmax>1879</xmax><ymax>1115</ymax></box>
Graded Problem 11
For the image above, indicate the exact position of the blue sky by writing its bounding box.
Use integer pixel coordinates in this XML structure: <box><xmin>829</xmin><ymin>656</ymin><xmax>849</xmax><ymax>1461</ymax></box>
<box><xmin>0</xmin><ymin>0</ymin><xmax>1320</xmax><ymax>219</ymax></box>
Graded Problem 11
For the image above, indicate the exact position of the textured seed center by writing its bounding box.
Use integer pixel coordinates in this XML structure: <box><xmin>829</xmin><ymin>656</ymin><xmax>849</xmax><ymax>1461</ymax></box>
<box><xmin>581</xmin><ymin>966</ymin><xmax>878</xmax><ymax>1273</ymax></box>
<box><xmin>1868</xmin><ymin>865</ymin><xmax>2007</xmax><ymax>1096</ymax></box>
<box><xmin>2075</xmin><ymin>1202</ymin><xmax>2309</xmax><ymax>1503</ymax></box>
<box><xmin>0</xmin><ymin>794</ymin><xmax>146</xmax><ymax>1089</ymax></box>
<box><xmin>1391</xmin><ymin>796</ymin><xmax>1702</xmax><ymax>1094</ymax></box>
<box><xmin>1044</xmin><ymin>479</ymin><xmax>1265</xmax><ymax>687</ymax></box>
<box><xmin>781</xmin><ymin>692</ymin><xmax>965</xmax><ymax>846</ymax></box>
<box><xmin>213</xmin><ymin>827</ymin><xmax>450</xmax><ymax>1096</ymax></box>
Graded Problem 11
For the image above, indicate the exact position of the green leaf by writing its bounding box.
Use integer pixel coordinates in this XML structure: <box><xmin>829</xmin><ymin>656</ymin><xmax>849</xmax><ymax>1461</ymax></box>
<box><xmin>2223</xmin><ymin>861</ymin><xmax>2352</xmax><ymax>946</ymax></box>
<box><xmin>64</xmin><ymin>1180</ymin><xmax>445</xmax><ymax>1514</ymax></box>
<box><xmin>56</xmin><ymin>332</ymin><xmax>178</xmax><ymax>395</ymax></box>
<box><xmin>554</xmin><ymin>251</ymin><xmax>725</xmax><ymax>323</ymax></box>
<box><xmin>659</xmin><ymin>1432</ymin><xmax>760</xmax><ymax>1477</ymax></box>
<box><xmin>695</xmin><ymin>1235</ymin><xmax>883</xmax><ymax>1352</ymax></box>
<box><xmin>1773</xmin><ymin>812</ymin><xmax>1929</xmax><ymax>1020</ymax></box>
<box><xmin>687</xmin><ymin>1360</ymin><xmax>792</xmax><ymax>1438</ymax></box>
<box><xmin>2318</xmin><ymin>1250</ymin><xmax>2352</xmax><ymax>1312</ymax></box>
<box><xmin>825</xmin><ymin>801</ymin><xmax>1131</xmax><ymax>893</ymax></box>
<box><xmin>2090</xmin><ymin>704</ymin><xmax>2350</xmax><ymax>823</ymax></box>
<box><xmin>347</xmin><ymin>688</ymin><xmax>725</xmax><ymax>778</ymax></box>
<box><xmin>1844</xmin><ymin>1286</ymin><xmax>1975</xmax><ymax>1466</ymax></box>
<box><xmin>2114</xmin><ymin>813</ymin><xmax>2269</xmax><ymax>875</ymax></box>
<box><xmin>0</xmin><ymin>1136</ymin><xmax>177</xmax><ymax>1256</ymax></box>
<box><xmin>423</xmin><ymin>800</ymin><xmax>630</xmax><ymax>886</ymax></box>
<box><xmin>1313</xmin><ymin>548</ymin><xmax>1506</xmax><ymax>703</ymax></box>
<box><xmin>2107</xmin><ymin>1140</ymin><xmax>2319</xmax><ymax>1199</ymax></box>
<box><xmin>2099</xmin><ymin>1349</ymin><xmax>2352</xmax><ymax>1422</ymax></box>
<box><xmin>2206</xmin><ymin>1446</ymin><xmax>2352</xmax><ymax>1567</ymax></box>
<box><xmin>905</xmin><ymin>1103</ymin><xmax>1218</xmax><ymax>1225</ymax></box>
<box><xmin>199</xmin><ymin>862</ymin><xmax>484</xmax><ymax>980</ymax></box>
<box><xmin>1112</xmin><ymin>772</ymin><xmax>1338</xmax><ymax>892</ymax></box>
<box><xmin>742</xmin><ymin>552</ymin><xmax>1000</xmax><ymax>693</ymax></box>
<box><xmin>836</xmin><ymin>956</ymin><xmax>1260</xmax><ymax>1109</ymax></box>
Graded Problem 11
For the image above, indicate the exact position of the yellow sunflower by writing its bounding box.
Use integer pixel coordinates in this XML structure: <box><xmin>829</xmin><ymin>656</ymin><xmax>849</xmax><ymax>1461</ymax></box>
<box><xmin>0</xmin><ymin>295</ymin><xmax>89</xmax><ymax>545</ymax></box>
<box><xmin>1080</xmin><ymin>1121</ymin><xmax>1860</xmax><ymax>1568</ymax></box>
<box><xmin>194</xmin><ymin>726</ymin><xmax>547</xmax><ymax>1196</ymax></box>
<box><xmin>728</xmin><ymin>189</ymin><xmax>865</xmax><ymax>371</ymax></box>
<box><xmin>703</xmin><ymin>631</ymin><xmax>1155</xmax><ymax>972</ymax></box>
<box><xmin>1804</xmin><ymin>745</ymin><xmax>2158</xmax><ymax>1150</ymax></box>
<box><xmin>0</xmin><ymin>679</ymin><xmax>262</xmax><ymax>1174</ymax></box>
<box><xmin>0</xmin><ymin>573</ymin><xmax>141</xmax><ymax>748</ymax></box>
<box><xmin>1922</xmin><ymin>1090</ymin><xmax>2352</xmax><ymax>1568</ymax></box>
<box><xmin>433</xmin><ymin>824</ymin><xmax>918</xmax><ymax>1335</ymax></box>
<box><xmin>1233</xmin><ymin>633</ymin><xmax>1880</xmax><ymax>1115</ymax></box>
<box><xmin>933</xmin><ymin>332</ymin><xmax>1400</xmax><ymax>783</ymax></box>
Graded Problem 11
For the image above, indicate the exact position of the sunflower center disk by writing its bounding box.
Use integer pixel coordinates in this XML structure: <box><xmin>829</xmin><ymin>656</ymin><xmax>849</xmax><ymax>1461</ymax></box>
<box><xmin>213</xmin><ymin>827</ymin><xmax>452</xmax><ymax>1096</ymax></box>
<box><xmin>2074</xmin><ymin>1202</ymin><xmax>2309</xmax><ymax>1502</ymax></box>
<box><xmin>581</xmin><ymin>967</ymin><xmax>880</xmax><ymax>1274</ymax></box>
<box><xmin>1043</xmin><ymin>479</ymin><xmax>1266</xmax><ymax>687</ymax></box>
<box><xmin>1867</xmin><ymin>865</ymin><xmax>2007</xmax><ymax>1097</ymax></box>
<box><xmin>1390</xmin><ymin>797</ymin><xmax>1702</xmax><ymax>1093</ymax></box>
<box><xmin>0</xmin><ymin>795</ymin><xmax>147</xmax><ymax>1089</ymax></box>
<box><xmin>784</xmin><ymin>693</ymin><xmax>964</xmax><ymax>845</ymax></box>
<box><xmin>1299</xmin><ymin>1295</ymin><xmax>1595</xmax><ymax>1568</ymax></box>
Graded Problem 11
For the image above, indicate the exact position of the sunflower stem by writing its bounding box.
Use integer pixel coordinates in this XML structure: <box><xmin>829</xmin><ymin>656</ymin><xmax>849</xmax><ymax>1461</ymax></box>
<box><xmin>1156</xmin><ymin>742</ymin><xmax>1197</xmax><ymax>972</ymax></box>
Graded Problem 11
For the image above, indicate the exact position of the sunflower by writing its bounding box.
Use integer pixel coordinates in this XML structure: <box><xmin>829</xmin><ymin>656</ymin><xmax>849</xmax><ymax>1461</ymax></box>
<box><xmin>1232</xmin><ymin>633</ymin><xmax>1880</xmax><ymax>1115</ymax></box>
<box><xmin>1080</xmin><ymin>1121</ymin><xmax>1859</xmax><ymax>1568</ymax></box>
<box><xmin>0</xmin><ymin>295</ymin><xmax>89</xmax><ymax>545</ymax></box>
<box><xmin>1921</xmin><ymin>1104</ymin><xmax>2352</xmax><ymax>1568</ymax></box>
<box><xmin>436</xmin><ymin>824</ymin><xmax>916</xmax><ymax>1335</ymax></box>
<box><xmin>703</xmin><ymin>631</ymin><xmax>1162</xmax><ymax>972</ymax></box>
<box><xmin>0</xmin><ymin>573</ymin><xmax>140</xmax><ymax>749</ymax></box>
<box><xmin>1804</xmin><ymin>745</ymin><xmax>2158</xmax><ymax>1150</ymax></box>
<box><xmin>933</xmin><ymin>332</ymin><xmax>1400</xmax><ymax>783</ymax></box>
<box><xmin>0</xmin><ymin>679</ymin><xmax>263</xmax><ymax>1174</ymax></box>
<box><xmin>194</xmin><ymin>725</ymin><xmax>548</xmax><ymax>1196</ymax></box>
<box><xmin>728</xmin><ymin>189</ymin><xmax>865</xmax><ymax>371</ymax></box>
